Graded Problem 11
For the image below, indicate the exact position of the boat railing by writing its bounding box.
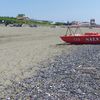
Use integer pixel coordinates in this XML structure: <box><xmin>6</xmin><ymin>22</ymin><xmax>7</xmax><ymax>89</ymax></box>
<box><xmin>65</xmin><ymin>26</ymin><xmax>83</xmax><ymax>36</ymax></box>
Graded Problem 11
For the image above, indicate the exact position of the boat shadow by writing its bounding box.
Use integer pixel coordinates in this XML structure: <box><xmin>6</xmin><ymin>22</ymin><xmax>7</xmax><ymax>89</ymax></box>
<box><xmin>56</xmin><ymin>43</ymin><xmax>100</xmax><ymax>46</ymax></box>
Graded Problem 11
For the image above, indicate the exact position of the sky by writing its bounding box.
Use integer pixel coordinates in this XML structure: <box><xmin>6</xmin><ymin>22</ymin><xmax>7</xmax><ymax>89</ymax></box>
<box><xmin>0</xmin><ymin>0</ymin><xmax>100</xmax><ymax>23</ymax></box>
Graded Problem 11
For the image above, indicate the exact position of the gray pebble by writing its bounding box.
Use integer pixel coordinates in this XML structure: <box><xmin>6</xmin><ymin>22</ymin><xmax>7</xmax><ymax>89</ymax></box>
<box><xmin>0</xmin><ymin>45</ymin><xmax>100</xmax><ymax>100</ymax></box>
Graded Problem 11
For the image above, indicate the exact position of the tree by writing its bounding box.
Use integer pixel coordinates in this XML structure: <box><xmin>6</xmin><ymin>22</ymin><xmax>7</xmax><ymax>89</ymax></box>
<box><xmin>17</xmin><ymin>14</ymin><xmax>25</xmax><ymax>17</ymax></box>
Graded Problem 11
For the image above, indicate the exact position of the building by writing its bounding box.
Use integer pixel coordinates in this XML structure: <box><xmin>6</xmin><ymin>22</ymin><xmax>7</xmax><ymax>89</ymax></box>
<box><xmin>90</xmin><ymin>19</ymin><xmax>96</xmax><ymax>27</ymax></box>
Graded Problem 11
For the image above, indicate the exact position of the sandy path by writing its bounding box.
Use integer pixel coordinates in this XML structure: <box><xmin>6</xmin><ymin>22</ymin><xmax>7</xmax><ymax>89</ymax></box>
<box><xmin>0</xmin><ymin>26</ymin><xmax>70</xmax><ymax>85</ymax></box>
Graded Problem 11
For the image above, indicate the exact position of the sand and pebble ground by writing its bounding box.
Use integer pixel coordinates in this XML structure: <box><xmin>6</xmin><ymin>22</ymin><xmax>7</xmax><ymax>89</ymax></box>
<box><xmin>1</xmin><ymin>45</ymin><xmax>100</xmax><ymax>100</ymax></box>
<box><xmin>0</xmin><ymin>26</ymin><xmax>100</xmax><ymax>99</ymax></box>
<box><xmin>0</xmin><ymin>26</ymin><xmax>67</xmax><ymax>85</ymax></box>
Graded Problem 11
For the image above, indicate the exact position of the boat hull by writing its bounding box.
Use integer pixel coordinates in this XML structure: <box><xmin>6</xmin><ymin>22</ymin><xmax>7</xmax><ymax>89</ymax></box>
<box><xmin>60</xmin><ymin>35</ymin><xmax>100</xmax><ymax>44</ymax></box>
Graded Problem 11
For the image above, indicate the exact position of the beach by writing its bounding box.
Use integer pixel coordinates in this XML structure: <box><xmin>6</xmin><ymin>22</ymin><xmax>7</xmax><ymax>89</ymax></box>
<box><xmin>0</xmin><ymin>26</ymin><xmax>100</xmax><ymax>99</ymax></box>
<box><xmin>0</xmin><ymin>26</ymin><xmax>70</xmax><ymax>86</ymax></box>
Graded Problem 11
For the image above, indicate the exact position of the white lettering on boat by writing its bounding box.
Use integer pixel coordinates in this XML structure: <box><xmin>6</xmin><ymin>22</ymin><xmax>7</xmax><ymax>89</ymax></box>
<box><xmin>85</xmin><ymin>37</ymin><xmax>100</xmax><ymax>41</ymax></box>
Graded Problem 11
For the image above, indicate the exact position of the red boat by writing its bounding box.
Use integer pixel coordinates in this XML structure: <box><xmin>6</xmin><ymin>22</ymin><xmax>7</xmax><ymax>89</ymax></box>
<box><xmin>60</xmin><ymin>26</ymin><xmax>100</xmax><ymax>44</ymax></box>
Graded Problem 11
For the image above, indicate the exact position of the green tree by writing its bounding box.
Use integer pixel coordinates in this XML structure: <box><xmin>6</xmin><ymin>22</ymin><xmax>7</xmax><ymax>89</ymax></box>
<box><xmin>17</xmin><ymin>14</ymin><xmax>25</xmax><ymax>17</ymax></box>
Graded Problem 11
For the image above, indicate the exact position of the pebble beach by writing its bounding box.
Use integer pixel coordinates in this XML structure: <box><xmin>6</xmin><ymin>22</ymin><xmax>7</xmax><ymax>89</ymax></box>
<box><xmin>0</xmin><ymin>26</ymin><xmax>100</xmax><ymax>99</ymax></box>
